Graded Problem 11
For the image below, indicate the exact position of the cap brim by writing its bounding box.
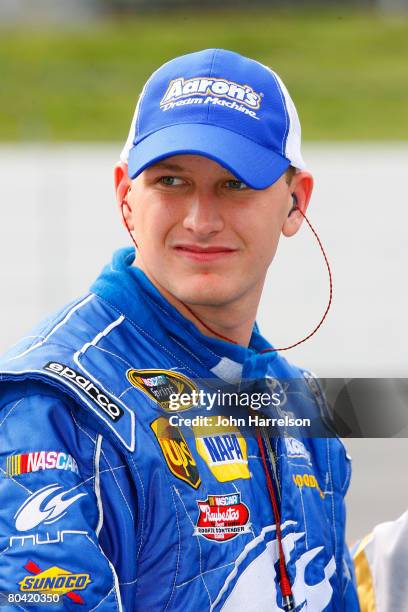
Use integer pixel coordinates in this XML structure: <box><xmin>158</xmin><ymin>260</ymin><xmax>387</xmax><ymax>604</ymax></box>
<box><xmin>127</xmin><ymin>124</ymin><xmax>290</xmax><ymax>190</ymax></box>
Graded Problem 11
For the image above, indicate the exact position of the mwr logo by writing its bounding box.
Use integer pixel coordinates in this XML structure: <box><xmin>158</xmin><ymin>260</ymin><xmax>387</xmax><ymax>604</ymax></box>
<box><xmin>195</xmin><ymin>432</ymin><xmax>250</xmax><ymax>482</ymax></box>
<box><xmin>6</xmin><ymin>451</ymin><xmax>79</xmax><ymax>477</ymax></box>
<box><xmin>151</xmin><ymin>417</ymin><xmax>201</xmax><ymax>489</ymax></box>
<box><xmin>128</xmin><ymin>368</ymin><xmax>198</xmax><ymax>411</ymax></box>
<box><xmin>44</xmin><ymin>362</ymin><xmax>123</xmax><ymax>422</ymax></box>
<box><xmin>284</xmin><ymin>438</ymin><xmax>312</xmax><ymax>465</ymax></box>
<box><xmin>161</xmin><ymin>77</ymin><xmax>262</xmax><ymax>109</ymax></box>
<box><xmin>195</xmin><ymin>492</ymin><xmax>250</xmax><ymax>542</ymax></box>
<box><xmin>19</xmin><ymin>560</ymin><xmax>90</xmax><ymax>605</ymax></box>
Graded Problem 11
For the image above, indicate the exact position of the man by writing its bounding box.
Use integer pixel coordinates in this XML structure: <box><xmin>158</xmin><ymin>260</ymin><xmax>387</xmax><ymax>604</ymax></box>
<box><xmin>0</xmin><ymin>49</ymin><xmax>358</xmax><ymax>610</ymax></box>
<box><xmin>353</xmin><ymin>511</ymin><xmax>408</xmax><ymax>611</ymax></box>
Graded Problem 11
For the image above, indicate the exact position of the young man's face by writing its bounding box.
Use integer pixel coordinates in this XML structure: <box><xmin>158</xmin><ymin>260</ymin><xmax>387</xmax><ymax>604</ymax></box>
<box><xmin>116</xmin><ymin>154</ymin><xmax>312</xmax><ymax>311</ymax></box>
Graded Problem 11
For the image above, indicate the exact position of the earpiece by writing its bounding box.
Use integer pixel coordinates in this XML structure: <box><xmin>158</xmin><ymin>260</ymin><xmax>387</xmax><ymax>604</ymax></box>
<box><xmin>120</xmin><ymin>187</ymin><xmax>138</xmax><ymax>248</ymax></box>
<box><xmin>121</xmin><ymin>199</ymin><xmax>131</xmax><ymax>213</ymax></box>
<box><xmin>121</xmin><ymin>186</ymin><xmax>132</xmax><ymax>213</ymax></box>
<box><xmin>288</xmin><ymin>194</ymin><xmax>298</xmax><ymax>217</ymax></box>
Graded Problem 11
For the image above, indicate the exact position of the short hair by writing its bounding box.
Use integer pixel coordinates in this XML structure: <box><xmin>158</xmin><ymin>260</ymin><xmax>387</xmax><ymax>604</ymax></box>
<box><xmin>285</xmin><ymin>165</ymin><xmax>297</xmax><ymax>184</ymax></box>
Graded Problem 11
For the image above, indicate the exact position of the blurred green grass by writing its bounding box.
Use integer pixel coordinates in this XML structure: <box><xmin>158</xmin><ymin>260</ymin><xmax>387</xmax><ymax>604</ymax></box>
<box><xmin>1</xmin><ymin>9</ymin><xmax>407</xmax><ymax>141</ymax></box>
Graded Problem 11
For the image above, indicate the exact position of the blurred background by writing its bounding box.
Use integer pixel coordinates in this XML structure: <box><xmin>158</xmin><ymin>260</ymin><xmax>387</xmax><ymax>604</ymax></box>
<box><xmin>0</xmin><ymin>0</ymin><xmax>407</xmax><ymax>542</ymax></box>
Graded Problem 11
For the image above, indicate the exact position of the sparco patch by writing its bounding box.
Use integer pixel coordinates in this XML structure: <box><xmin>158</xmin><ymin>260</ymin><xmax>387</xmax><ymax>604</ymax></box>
<box><xmin>127</xmin><ymin>369</ymin><xmax>198</xmax><ymax>411</ymax></box>
<box><xmin>195</xmin><ymin>493</ymin><xmax>250</xmax><ymax>542</ymax></box>
<box><xmin>44</xmin><ymin>362</ymin><xmax>123</xmax><ymax>423</ymax></box>
<box><xmin>151</xmin><ymin>417</ymin><xmax>201</xmax><ymax>489</ymax></box>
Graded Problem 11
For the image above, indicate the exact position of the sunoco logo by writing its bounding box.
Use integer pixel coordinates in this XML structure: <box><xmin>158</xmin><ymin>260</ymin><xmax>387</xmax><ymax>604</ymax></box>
<box><xmin>160</xmin><ymin>77</ymin><xmax>262</xmax><ymax>112</ymax></box>
<box><xmin>44</xmin><ymin>362</ymin><xmax>123</xmax><ymax>422</ymax></box>
<box><xmin>19</xmin><ymin>560</ymin><xmax>90</xmax><ymax>605</ymax></box>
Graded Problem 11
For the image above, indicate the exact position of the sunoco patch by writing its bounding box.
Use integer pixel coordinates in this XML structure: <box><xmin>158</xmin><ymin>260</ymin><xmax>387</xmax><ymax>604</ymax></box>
<box><xmin>127</xmin><ymin>369</ymin><xmax>198</xmax><ymax>411</ymax></box>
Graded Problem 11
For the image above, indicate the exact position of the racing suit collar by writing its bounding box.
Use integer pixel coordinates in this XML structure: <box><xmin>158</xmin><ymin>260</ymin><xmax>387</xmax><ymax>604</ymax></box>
<box><xmin>91</xmin><ymin>247</ymin><xmax>278</xmax><ymax>380</ymax></box>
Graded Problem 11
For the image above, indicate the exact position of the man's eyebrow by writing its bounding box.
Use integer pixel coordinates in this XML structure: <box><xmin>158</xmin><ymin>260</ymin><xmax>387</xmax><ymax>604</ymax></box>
<box><xmin>147</xmin><ymin>161</ymin><xmax>232</xmax><ymax>175</ymax></box>
<box><xmin>148</xmin><ymin>161</ymin><xmax>185</xmax><ymax>172</ymax></box>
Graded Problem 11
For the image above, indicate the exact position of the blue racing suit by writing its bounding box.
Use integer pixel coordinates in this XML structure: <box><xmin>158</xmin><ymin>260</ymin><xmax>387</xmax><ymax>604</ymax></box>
<box><xmin>0</xmin><ymin>248</ymin><xmax>359</xmax><ymax>611</ymax></box>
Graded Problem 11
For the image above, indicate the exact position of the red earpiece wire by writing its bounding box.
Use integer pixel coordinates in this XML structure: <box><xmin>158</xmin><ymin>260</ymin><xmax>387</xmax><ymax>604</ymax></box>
<box><xmin>121</xmin><ymin>191</ymin><xmax>325</xmax><ymax>608</ymax></box>
<box><xmin>121</xmin><ymin>200</ymin><xmax>333</xmax><ymax>352</ymax></box>
<box><xmin>261</xmin><ymin>207</ymin><xmax>333</xmax><ymax>353</ymax></box>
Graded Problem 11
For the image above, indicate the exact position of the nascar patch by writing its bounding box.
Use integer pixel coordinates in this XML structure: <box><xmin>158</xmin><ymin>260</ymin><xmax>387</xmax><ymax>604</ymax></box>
<box><xmin>128</xmin><ymin>368</ymin><xmax>198</xmax><ymax>411</ymax></box>
<box><xmin>195</xmin><ymin>493</ymin><xmax>251</xmax><ymax>542</ymax></box>
<box><xmin>151</xmin><ymin>417</ymin><xmax>201</xmax><ymax>489</ymax></box>
<box><xmin>6</xmin><ymin>451</ymin><xmax>79</xmax><ymax>477</ymax></box>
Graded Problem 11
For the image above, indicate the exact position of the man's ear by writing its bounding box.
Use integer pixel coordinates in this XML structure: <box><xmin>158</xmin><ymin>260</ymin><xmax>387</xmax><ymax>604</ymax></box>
<box><xmin>114</xmin><ymin>162</ymin><xmax>134</xmax><ymax>230</ymax></box>
<box><xmin>282</xmin><ymin>171</ymin><xmax>314</xmax><ymax>238</ymax></box>
<box><xmin>114</xmin><ymin>162</ymin><xmax>131</xmax><ymax>203</ymax></box>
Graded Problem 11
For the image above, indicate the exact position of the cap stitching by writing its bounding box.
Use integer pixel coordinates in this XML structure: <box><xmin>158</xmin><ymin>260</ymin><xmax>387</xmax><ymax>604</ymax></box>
<box><xmin>265</xmin><ymin>67</ymin><xmax>289</xmax><ymax>157</ymax></box>
<box><xmin>135</xmin><ymin>57</ymin><xmax>177</xmax><ymax>139</ymax></box>
<box><xmin>206</xmin><ymin>49</ymin><xmax>219</xmax><ymax>123</ymax></box>
<box><xmin>133</xmin><ymin>121</ymin><xmax>289</xmax><ymax>155</ymax></box>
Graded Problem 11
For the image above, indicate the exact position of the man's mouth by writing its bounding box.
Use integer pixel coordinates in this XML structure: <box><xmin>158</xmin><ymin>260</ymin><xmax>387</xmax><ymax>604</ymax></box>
<box><xmin>172</xmin><ymin>244</ymin><xmax>238</xmax><ymax>263</ymax></box>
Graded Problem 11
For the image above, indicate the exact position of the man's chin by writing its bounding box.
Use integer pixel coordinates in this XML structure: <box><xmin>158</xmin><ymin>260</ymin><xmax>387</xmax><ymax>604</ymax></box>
<box><xmin>170</xmin><ymin>279</ymin><xmax>238</xmax><ymax>309</ymax></box>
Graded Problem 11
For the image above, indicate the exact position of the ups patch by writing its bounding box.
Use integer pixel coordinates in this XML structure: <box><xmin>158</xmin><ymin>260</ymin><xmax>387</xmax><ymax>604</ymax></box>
<box><xmin>151</xmin><ymin>417</ymin><xmax>201</xmax><ymax>489</ymax></box>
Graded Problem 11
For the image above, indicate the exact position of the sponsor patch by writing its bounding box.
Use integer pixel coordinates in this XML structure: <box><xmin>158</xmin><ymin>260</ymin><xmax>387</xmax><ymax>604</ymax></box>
<box><xmin>128</xmin><ymin>369</ymin><xmax>198</xmax><ymax>411</ymax></box>
<box><xmin>15</xmin><ymin>484</ymin><xmax>87</xmax><ymax>532</ymax></box>
<box><xmin>161</xmin><ymin>77</ymin><xmax>262</xmax><ymax>110</ymax></box>
<box><xmin>284</xmin><ymin>438</ymin><xmax>312</xmax><ymax>465</ymax></box>
<box><xmin>6</xmin><ymin>451</ymin><xmax>79</xmax><ymax>477</ymax></box>
<box><xmin>10</xmin><ymin>530</ymin><xmax>88</xmax><ymax>548</ymax></box>
<box><xmin>194</xmin><ymin>422</ymin><xmax>250</xmax><ymax>482</ymax></box>
<box><xmin>293</xmin><ymin>473</ymin><xmax>325</xmax><ymax>499</ymax></box>
<box><xmin>195</xmin><ymin>492</ymin><xmax>251</xmax><ymax>542</ymax></box>
<box><xmin>19</xmin><ymin>560</ymin><xmax>90</xmax><ymax>604</ymax></box>
<box><xmin>151</xmin><ymin>417</ymin><xmax>201</xmax><ymax>489</ymax></box>
<box><xmin>44</xmin><ymin>362</ymin><xmax>123</xmax><ymax>423</ymax></box>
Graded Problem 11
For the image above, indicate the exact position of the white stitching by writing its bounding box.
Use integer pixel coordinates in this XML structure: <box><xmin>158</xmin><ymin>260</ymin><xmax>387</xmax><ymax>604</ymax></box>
<box><xmin>88</xmin><ymin>587</ymin><xmax>115</xmax><ymax>611</ymax></box>
<box><xmin>0</xmin><ymin>465</ymin><xmax>33</xmax><ymax>494</ymax></box>
<box><xmin>163</xmin><ymin>485</ymin><xmax>182</xmax><ymax>612</ymax></box>
<box><xmin>84</xmin><ymin>534</ymin><xmax>123</xmax><ymax>612</ymax></box>
<box><xmin>119</xmin><ymin>577</ymin><xmax>138</xmax><ymax>586</ymax></box>
<box><xmin>298</xmin><ymin>487</ymin><xmax>309</xmax><ymax>550</ymax></box>
<box><xmin>101</xmin><ymin>448</ymin><xmax>134</xmax><ymax>522</ymax></box>
<box><xmin>70</xmin><ymin>410</ymin><xmax>97</xmax><ymax>444</ymax></box>
<box><xmin>95</xmin><ymin>435</ymin><xmax>104</xmax><ymax>537</ymax></box>
<box><xmin>176</xmin><ymin>561</ymin><xmax>235</xmax><ymax>589</ymax></box>
<box><xmin>0</xmin><ymin>398</ymin><xmax>24</xmax><ymax>428</ymax></box>
<box><xmin>267</xmin><ymin>68</ymin><xmax>289</xmax><ymax>155</ymax></box>
<box><xmin>326</xmin><ymin>439</ymin><xmax>337</xmax><ymax>556</ymax></box>
<box><xmin>118</xmin><ymin>385</ymin><xmax>133</xmax><ymax>399</ymax></box>
<box><xmin>128</xmin><ymin>455</ymin><xmax>146</xmax><ymax>561</ymax></box>
<box><xmin>9</xmin><ymin>295</ymin><xmax>94</xmax><ymax>361</ymax></box>
<box><xmin>173</xmin><ymin>487</ymin><xmax>212</xmax><ymax>606</ymax></box>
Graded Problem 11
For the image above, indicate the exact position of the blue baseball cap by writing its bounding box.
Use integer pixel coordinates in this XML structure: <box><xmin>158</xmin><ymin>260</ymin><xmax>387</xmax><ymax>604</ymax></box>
<box><xmin>120</xmin><ymin>49</ymin><xmax>306</xmax><ymax>189</ymax></box>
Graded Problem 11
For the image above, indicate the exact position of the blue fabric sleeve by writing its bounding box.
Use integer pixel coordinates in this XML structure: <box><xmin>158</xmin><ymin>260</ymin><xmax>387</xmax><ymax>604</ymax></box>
<box><xmin>0</xmin><ymin>383</ymin><xmax>125</xmax><ymax>611</ymax></box>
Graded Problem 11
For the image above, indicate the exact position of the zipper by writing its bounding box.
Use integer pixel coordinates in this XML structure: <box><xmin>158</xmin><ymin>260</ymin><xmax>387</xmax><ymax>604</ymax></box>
<box><xmin>257</xmin><ymin>428</ymin><xmax>295</xmax><ymax>611</ymax></box>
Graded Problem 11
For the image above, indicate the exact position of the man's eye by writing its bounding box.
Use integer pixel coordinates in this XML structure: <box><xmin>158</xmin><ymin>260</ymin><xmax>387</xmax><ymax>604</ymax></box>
<box><xmin>225</xmin><ymin>179</ymin><xmax>248</xmax><ymax>190</ymax></box>
<box><xmin>159</xmin><ymin>176</ymin><xmax>184</xmax><ymax>186</ymax></box>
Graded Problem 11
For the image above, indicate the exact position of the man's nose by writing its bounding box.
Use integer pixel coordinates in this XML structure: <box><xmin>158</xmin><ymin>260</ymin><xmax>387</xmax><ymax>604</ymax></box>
<box><xmin>182</xmin><ymin>190</ymin><xmax>224</xmax><ymax>237</ymax></box>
